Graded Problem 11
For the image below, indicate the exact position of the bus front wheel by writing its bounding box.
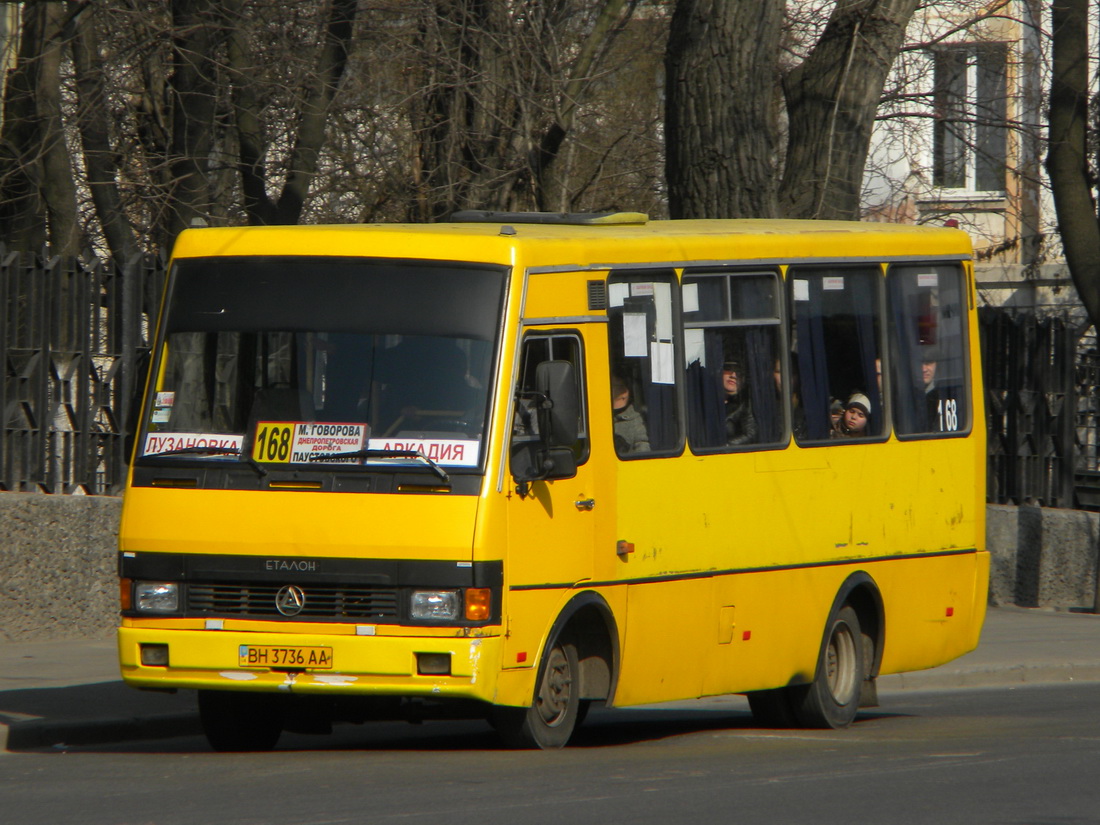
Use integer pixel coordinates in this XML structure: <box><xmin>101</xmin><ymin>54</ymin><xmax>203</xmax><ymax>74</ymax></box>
<box><xmin>492</xmin><ymin>639</ymin><xmax>580</xmax><ymax>749</ymax></box>
<box><xmin>795</xmin><ymin>604</ymin><xmax>864</xmax><ymax>729</ymax></box>
<box><xmin>198</xmin><ymin>690</ymin><xmax>283</xmax><ymax>752</ymax></box>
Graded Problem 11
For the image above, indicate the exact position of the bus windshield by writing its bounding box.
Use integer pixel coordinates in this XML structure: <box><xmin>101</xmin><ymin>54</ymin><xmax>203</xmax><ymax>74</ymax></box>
<box><xmin>138</xmin><ymin>256</ymin><xmax>506</xmax><ymax>471</ymax></box>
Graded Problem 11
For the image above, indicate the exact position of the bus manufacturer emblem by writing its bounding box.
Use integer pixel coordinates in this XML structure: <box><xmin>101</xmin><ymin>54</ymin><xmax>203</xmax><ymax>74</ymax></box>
<box><xmin>275</xmin><ymin>585</ymin><xmax>306</xmax><ymax>617</ymax></box>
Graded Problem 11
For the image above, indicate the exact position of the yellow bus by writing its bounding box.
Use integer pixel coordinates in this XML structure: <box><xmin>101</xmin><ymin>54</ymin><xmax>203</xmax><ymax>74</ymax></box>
<box><xmin>117</xmin><ymin>213</ymin><xmax>987</xmax><ymax>750</ymax></box>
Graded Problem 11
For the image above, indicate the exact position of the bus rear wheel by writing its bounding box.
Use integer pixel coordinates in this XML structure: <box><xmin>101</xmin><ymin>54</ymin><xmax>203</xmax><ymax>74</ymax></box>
<box><xmin>493</xmin><ymin>639</ymin><xmax>580</xmax><ymax>749</ymax></box>
<box><xmin>795</xmin><ymin>604</ymin><xmax>864</xmax><ymax>729</ymax></box>
<box><xmin>198</xmin><ymin>690</ymin><xmax>283</xmax><ymax>752</ymax></box>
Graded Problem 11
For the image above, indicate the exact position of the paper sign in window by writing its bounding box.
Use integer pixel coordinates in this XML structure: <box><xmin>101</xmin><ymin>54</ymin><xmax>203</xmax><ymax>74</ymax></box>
<box><xmin>623</xmin><ymin>313</ymin><xmax>648</xmax><ymax>357</ymax></box>
<box><xmin>684</xmin><ymin>328</ymin><xmax>706</xmax><ymax>367</ymax></box>
<box><xmin>650</xmin><ymin>341</ymin><xmax>675</xmax><ymax>384</ymax></box>
<box><xmin>653</xmin><ymin>282</ymin><xmax>673</xmax><ymax>340</ymax></box>
<box><xmin>609</xmin><ymin>282</ymin><xmax>630</xmax><ymax>308</ymax></box>
<box><xmin>682</xmin><ymin>283</ymin><xmax>700</xmax><ymax>313</ymax></box>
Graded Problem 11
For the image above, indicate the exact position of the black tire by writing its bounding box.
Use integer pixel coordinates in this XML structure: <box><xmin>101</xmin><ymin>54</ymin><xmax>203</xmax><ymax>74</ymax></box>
<box><xmin>493</xmin><ymin>640</ymin><xmax>580</xmax><ymax>749</ymax></box>
<box><xmin>198</xmin><ymin>690</ymin><xmax>283</xmax><ymax>752</ymax></box>
<box><xmin>746</xmin><ymin>687</ymin><xmax>800</xmax><ymax>728</ymax></box>
<box><xmin>794</xmin><ymin>604</ymin><xmax>864</xmax><ymax>729</ymax></box>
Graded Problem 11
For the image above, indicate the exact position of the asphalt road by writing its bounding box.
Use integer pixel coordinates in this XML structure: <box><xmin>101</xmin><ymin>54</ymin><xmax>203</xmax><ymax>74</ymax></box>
<box><xmin>2</xmin><ymin>683</ymin><xmax>1097</xmax><ymax>825</ymax></box>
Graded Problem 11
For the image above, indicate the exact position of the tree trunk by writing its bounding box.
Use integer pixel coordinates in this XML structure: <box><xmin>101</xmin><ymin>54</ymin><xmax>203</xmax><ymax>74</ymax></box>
<box><xmin>779</xmin><ymin>0</ymin><xmax>919</xmax><ymax>220</ymax></box>
<box><xmin>0</xmin><ymin>4</ymin><xmax>53</xmax><ymax>251</ymax></box>
<box><xmin>35</xmin><ymin>3</ymin><xmax>81</xmax><ymax>255</ymax></box>
<box><xmin>272</xmin><ymin>0</ymin><xmax>358</xmax><ymax>225</ymax></box>
<box><xmin>665</xmin><ymin>0</ymin><xmax>783</xmax><ymax>219</ymax></box>
<box><xmin>164</xmin><ymin>0</ymin><xmax>225</xmax><ymax>245</ymax></box>
<box><xmin>72</xmin><ymin>4</ymin><xmax>139</xmax><ymax>262</ymax></box>
<box><xmin>1046</xmin><ymin>0</ymin><xmax>1100</xmax><ymax>327</ymax></box>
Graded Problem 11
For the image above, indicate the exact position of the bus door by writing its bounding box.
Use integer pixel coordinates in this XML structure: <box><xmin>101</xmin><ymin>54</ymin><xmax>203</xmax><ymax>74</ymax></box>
<box><xmin>502</xmin><ymin>327</ymin><xmax>612</xmax><ymax>666</ymax></box>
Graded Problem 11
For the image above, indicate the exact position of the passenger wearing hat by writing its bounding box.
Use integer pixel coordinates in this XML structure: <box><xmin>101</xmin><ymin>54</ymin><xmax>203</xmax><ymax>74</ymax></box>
<box><xmin>832</xmin><ymin>393</ymin><xmax>871</xmax><ymax>438</ymax></box>
<box><xmin>722</xmin><ymin>359</ymin><xmax>757</xmax><ymax>445</ymax></box>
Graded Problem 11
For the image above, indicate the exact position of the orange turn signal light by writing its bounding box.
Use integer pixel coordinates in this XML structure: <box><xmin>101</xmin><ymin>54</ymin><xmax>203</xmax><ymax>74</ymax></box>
<box><xmin>465</xmin><ymin>588</ymin><xmax>491</xmax><ymax>621</ymax></box>
<box><xmin>119</xmin><ymin>578</ymin><xmax>132</xmax><ymax>610</ymax></box>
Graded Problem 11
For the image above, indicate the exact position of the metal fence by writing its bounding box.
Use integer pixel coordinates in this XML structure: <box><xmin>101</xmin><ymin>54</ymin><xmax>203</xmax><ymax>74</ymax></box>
<box><xmin>3</xmin><ymin>249</ymin><xmax>1099</xmax><ymax>506</ymax></box>
<box><xmin>980</xmin><ymin>308</ymin><xmax>1082</xmax><ymax>509</ymax></box>
<box><xmin>1</xmin><ymin>245</ymin><xmax>164</xmax><ymax>494</ymax></box>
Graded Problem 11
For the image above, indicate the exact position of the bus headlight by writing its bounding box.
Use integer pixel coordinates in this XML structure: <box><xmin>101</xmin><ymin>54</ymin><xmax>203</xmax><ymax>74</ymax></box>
<box><xmin>410</xmin><ymin>590</ymin><xmax>460</xmax><ymax>620</ymax></box>
<box><xmin>134</xmin><ymin>582</ymin><xmax>179</xmax><ymax>612</ymax></box>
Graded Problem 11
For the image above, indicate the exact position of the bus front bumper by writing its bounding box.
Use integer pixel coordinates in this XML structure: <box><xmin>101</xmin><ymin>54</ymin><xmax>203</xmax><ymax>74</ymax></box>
<box><xmin>118</xmin><ymin>626</ymin><xmax>504</xmax><ymax>702</ymax></box>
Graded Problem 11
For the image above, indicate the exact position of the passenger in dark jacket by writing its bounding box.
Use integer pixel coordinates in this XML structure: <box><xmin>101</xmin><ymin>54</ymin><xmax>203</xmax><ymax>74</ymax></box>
<box><xmin>722</xmin><ymin>360</ymin><xmax>757</xmax><ymax>445</ymax></box>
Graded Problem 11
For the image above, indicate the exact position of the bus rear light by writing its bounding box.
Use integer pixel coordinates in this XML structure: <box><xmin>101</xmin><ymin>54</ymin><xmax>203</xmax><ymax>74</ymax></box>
<box><xmin>465</xmin><ymin>588</ymin><xmax>491</xmax><ymax>621</ymax></box>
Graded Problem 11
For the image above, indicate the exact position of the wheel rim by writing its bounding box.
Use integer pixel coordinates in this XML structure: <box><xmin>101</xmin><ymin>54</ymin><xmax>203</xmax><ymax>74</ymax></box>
<box><xmin>825</xmin><ymin>620</ymin><xmax>859</xmax><ymax>705</ymax></box>
<box><xmin>534</xmin><ymin>645</ymin><xmax>573</xmax><ymax>727</ymax></box>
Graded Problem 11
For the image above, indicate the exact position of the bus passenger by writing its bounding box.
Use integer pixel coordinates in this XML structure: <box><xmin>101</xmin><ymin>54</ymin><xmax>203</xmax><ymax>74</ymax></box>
<box><xmin>829</xmin><ymin>398</ymin><xmax>844</xmax><ymax>431</ymax></box>
<box><xmin>722</xmin><ymin>360</ymin><xmax>757</xmax><ymax>445</ymax></box>
<box><xmin>832</xmin><ymin>393</ymin><xmax>871</xmax><ymax>438</ymax></box>
<box><xmin>612</xmin><ymin>376</ymin><xmax>649</xmax><ymax>453</ymax></box>
<box><xmin>922</xmin><ymin>349</ymin><xmax>942</xmax><ymax>430</ymax></box>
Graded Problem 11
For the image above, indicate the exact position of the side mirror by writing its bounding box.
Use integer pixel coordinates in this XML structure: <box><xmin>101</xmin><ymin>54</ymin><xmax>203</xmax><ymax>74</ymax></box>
<box><xmin>535</xmin><ymin>360</ymin><xmax>578</xmax><ymax>447</ymax></box>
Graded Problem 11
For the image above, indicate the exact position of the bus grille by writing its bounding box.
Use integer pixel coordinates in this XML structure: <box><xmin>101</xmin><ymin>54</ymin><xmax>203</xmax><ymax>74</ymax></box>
<box><xmin>187</xmin><ymin>583</ymin><xmax>400</xmax><ymax>620</ymax></box>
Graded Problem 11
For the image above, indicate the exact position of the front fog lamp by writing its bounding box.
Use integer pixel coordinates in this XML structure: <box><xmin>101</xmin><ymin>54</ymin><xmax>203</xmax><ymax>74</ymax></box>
<box><xmin>410</xmin><ymin>590</ymin><xmax>460</xmax><ymax>620</ymax></box>
<box><xmin>134</xmin><ymin>582</ymin><xmax>179</xmax><ymax>612</ymax></box>
<box><xmin>140</xmin><ymin>643</ymin><xmax>170</xmax><ymax>666</ymax></box>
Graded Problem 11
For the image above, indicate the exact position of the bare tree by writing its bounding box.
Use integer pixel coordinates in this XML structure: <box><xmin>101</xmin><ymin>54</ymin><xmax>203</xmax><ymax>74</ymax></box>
<box><xmin>665</xmin><ymin>0</ymin><xmax>783</xmax><ymax>218</ymax></box>
<box><xmin>780</xmin><ymin>0</ymin><xmax>921</xmax><ymax>219</ymax></box>
<box><xmin>1</xmin><ymin>0</ymin><xmax>662</xmax><ymax>255</ymax></box>
<box><xmin>408</xmin><ymin>0</ymin><xmax>641</xmax><ymax>219</ymax></box>
<box><xmin>665</xmin><ymin>0</ymin><xmax>921</xmax><ymax>221</ymax></box>
<box><xmin>0</xmin><ymin>0</ymin><xmax>361</xmax><ymax>256</ymax></box>
<box><xmin>1046</xmin><ymin>0</ymin><xmax>1100</xmax><ymax>324</ymax></box>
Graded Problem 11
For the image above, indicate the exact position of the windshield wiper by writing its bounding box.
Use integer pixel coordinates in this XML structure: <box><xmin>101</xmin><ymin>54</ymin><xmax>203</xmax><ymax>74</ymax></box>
<box><xmin>307</xmin><ymin>449</ymin><xmax>450</xmax><ymax>485</ymax></box>
<box><xmin>143</xmin><ymin>445</ymin><xmax>268</xmax><ymax>477</ymax></box>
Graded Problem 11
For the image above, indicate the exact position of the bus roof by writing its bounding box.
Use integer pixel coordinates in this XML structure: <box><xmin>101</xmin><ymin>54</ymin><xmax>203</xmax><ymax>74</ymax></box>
<box><xmin>170</xmin><ymin>217</ymin><xmax>973</xmax><ymax>268</ymax></box>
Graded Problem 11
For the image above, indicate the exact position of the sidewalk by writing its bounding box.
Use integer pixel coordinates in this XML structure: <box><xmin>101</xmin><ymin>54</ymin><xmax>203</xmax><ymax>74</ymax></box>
<box><xmin>2</xmin><ymin>606</ymin><xmax>1099</xmax><ymax>752</ymax></box>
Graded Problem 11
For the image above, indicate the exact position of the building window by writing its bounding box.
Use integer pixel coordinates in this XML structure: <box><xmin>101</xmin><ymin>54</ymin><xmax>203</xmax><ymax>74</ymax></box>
<box><xmin>932</xmin><ymin>43</ymin><xmax>1008</xmax><ymax>192</ymax></box>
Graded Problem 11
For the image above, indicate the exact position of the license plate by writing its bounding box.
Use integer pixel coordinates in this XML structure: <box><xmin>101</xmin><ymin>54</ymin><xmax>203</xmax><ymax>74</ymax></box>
<box><xmin>238</xmin><ymin>645</ymin><xmax>333</xmax><ymax>669</ymax></box>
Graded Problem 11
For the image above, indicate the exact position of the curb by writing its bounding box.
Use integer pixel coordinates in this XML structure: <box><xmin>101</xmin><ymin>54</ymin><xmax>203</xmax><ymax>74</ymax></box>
<box><xmin>879</xmin><ymin>663</ymin><xmax>1100</xmax><ymax>692</ymax></box>
<box><xmin>2</xmin><ymin>712</ymin><xmax>201</xmax><ymax>753</ymax></box>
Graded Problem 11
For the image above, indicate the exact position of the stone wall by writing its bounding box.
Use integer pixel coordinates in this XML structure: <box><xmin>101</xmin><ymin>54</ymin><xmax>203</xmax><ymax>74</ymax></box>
<box><xmin>0</xmin><ymin>493</ymin><xmax>121</xmax><ymax>642</ymax></box>
<box><xmin>1</xmin><ymin>493</ymin><xmax>1097</xmax><ymax>642</ymax></box>
<box><xmin>986</xmin><ymin>503</ymin><xmax>1100</xmax><ymax>610</ymax></box>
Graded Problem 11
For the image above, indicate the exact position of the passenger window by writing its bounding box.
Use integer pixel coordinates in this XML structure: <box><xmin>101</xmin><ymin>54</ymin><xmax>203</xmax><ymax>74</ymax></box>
<box><xmin>682</xmin><ymin>271</ymin><xmax>784</xmax><ymax>450</ymax></box>
<box><xmin>788</xmin><ymin>267</ymin><xmax>885</xmax><ymax>441</ymax></box>
<box><xmin>887</xmin><ymin>264</ymin><xmax>969</xmax><ymax>436</ymax></box>
<box><xmin>607</xmin><ymin>271</ymin><xmax>682</xmax><ymax>456</ymax></box>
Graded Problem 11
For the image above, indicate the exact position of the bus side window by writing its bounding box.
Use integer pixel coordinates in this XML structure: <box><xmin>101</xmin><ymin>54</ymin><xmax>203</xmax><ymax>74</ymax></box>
<box><xmin>682</xmin><ymin>271</ymin><xmax>784</xmax><ymax>451</ymax></box>
<box><xmin>888</xmin><ymin>264</ymin><xmax>969</xmax><ymax>436</ymax></box>
<box><xmin>512</xmin><ymin>332</ymin><xmax>589</xmax><ymax>461</ymax></box>
<box><xmin>607</xmin><ymin>271</ymin><xmax>683</xmax><ymax>457</ymax></box>
<box><xmin>788</xmin><ymin>267</ymin><xmax>885</xmax><ymax>441</ymax></box>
